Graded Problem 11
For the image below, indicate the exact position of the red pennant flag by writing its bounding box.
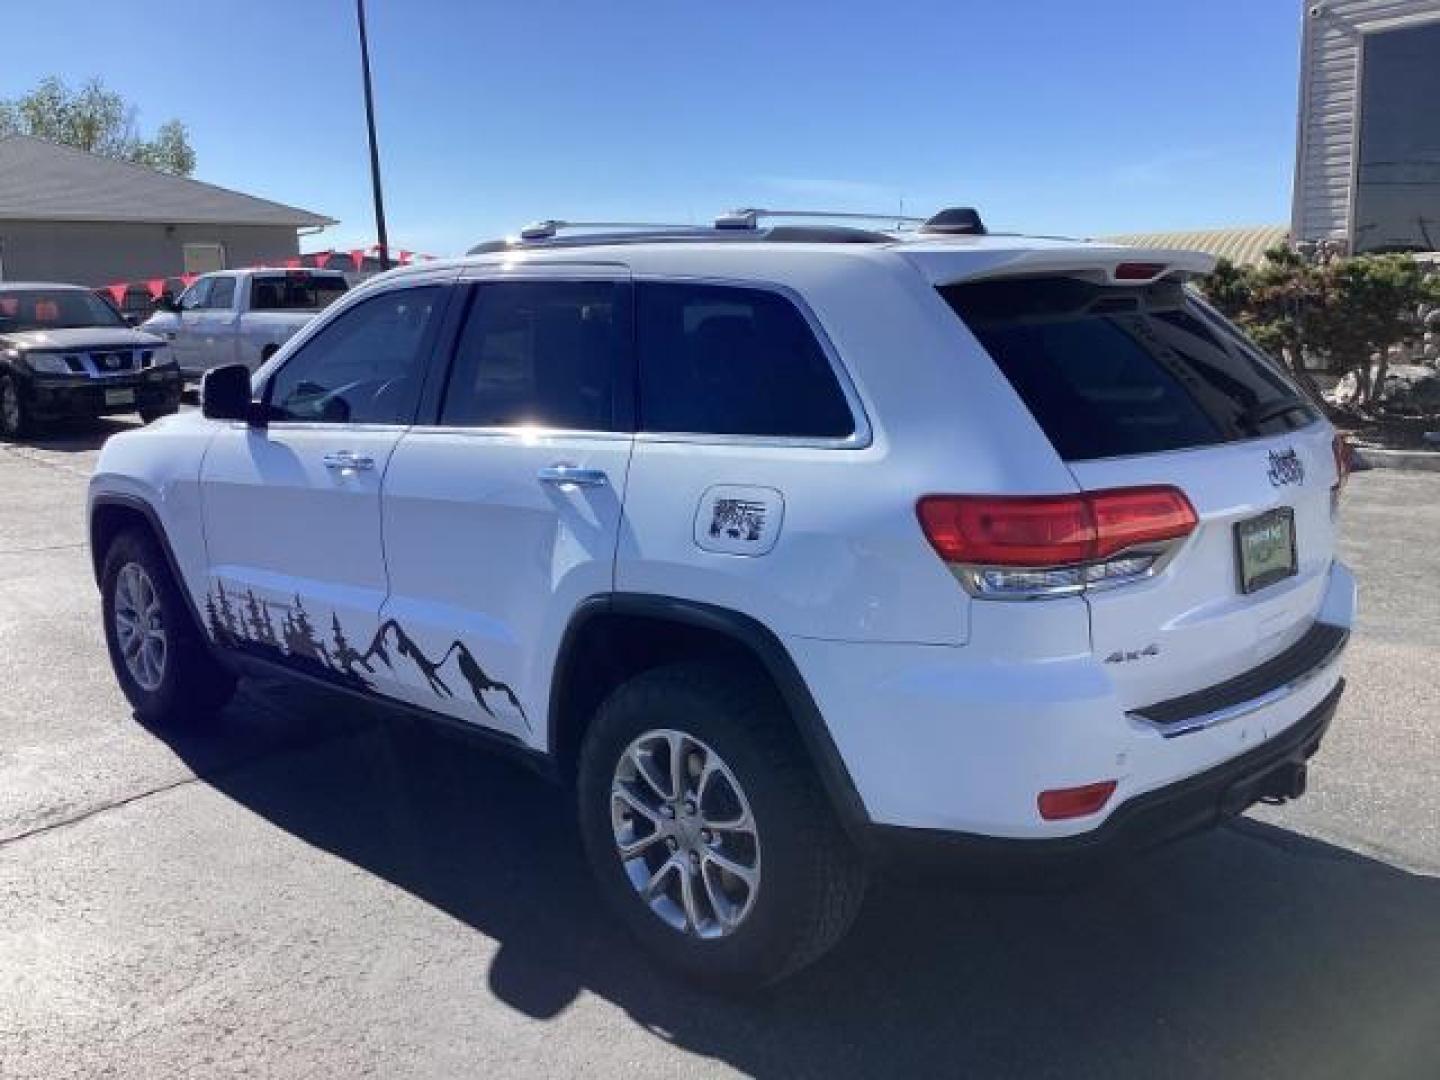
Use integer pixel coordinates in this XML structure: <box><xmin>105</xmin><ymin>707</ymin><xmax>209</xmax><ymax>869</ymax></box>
<box><xmin>179</xmin><ymin>274</ymin><xmax>197</xmax><ymax>287</ymax></box>
<box><xmin>104</xmin><ymin>283</ymin><xmax>128</xmax><ymax>306</ymax></box>
<box><xmin>349</xmin><ymin>248</ymin><xmax>367</xmax><ymax>270</ymax></box>
<box><xmin>284</xmin><ymin>257</ymin><xmax>301</xmax><ymax>268</ymax></box>
<box><xmin>398</xmin><ymin>250</ymin><xmax>413</xmax><ymax>265</ymax></box>
<box><xmin>145</xmin><ymin>279</ymin><xmax>166</xmax><ymax>300</ymax></box>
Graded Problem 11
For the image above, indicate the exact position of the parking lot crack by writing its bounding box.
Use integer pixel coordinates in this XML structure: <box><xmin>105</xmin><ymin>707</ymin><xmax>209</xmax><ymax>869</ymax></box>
<box><xmin>0</xmin><ymin>774</ymin><xmax>203</xmax><ymax>850</ymax></box>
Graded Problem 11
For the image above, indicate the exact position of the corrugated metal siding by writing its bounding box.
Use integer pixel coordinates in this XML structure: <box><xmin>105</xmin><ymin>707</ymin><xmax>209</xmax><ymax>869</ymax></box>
<box><xmin>1293</xmin><ymin>0</ymin><xmax>1440</xmax><ymax>244</ymax></box>
<box><xmin>1100</xmin><ymin>226</ymin><xmax>1290</xmax><ymax>267</ymax></box>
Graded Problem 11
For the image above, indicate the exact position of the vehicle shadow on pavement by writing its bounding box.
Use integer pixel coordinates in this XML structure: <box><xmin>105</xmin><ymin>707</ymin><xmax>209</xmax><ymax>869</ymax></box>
<box><xmin>10</xmin><ymin>416</ymin><xmax>139</xmax><ymax>453</ymax></box>
<box><xmin>153</xmin><ymin>688</ymin><xmax>1440</xmax><ymax>1080</ymax></box>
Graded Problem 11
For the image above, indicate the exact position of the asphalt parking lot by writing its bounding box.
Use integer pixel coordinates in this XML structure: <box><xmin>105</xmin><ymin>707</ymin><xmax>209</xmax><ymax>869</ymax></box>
<box><xmin>2</xmin><ymin>421</ymin><xmax>1438</xmax><ymax>1079</ymax></box>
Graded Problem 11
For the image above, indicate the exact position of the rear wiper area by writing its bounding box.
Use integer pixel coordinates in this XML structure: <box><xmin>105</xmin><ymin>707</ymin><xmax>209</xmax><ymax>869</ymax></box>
<box><xmin>1236</xmin><ymin>398</ymin><xmax>1313</xmax><ymax>432</ymax></box>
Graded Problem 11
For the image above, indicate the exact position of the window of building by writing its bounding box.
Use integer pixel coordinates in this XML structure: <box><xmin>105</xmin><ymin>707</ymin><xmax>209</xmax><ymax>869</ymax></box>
<box><xmin>1353</xmin><ymin>19</ymin><xmax>1440</xmax><ymax>253</ymax></box>
<box><xmin>182</xmin><ymin>243</ymin><xmax>226</xmax><ymax>275</ymax></box>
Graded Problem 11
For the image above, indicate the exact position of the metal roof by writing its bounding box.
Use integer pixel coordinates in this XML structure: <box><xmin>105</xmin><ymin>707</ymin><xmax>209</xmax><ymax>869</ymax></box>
<box><xmin>1099</xmin><ymin>225</ymin><xmax>1290</xmax><ymax>267</ymax></box>
<box><xmin>0</xmin><ymin>135</ymin><xmax>335</xmax><ymax>228</ymax></box>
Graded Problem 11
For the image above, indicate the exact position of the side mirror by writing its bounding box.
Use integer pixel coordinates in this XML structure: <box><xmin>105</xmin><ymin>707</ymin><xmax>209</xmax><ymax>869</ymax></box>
<box><xmin>201</xmin><ymin>363</ymin><xmax>260</xmax><ymax>423</ymax></box>
<box><xmin>156</xmin><ymin>296</ymin><xmax>180</xmax><ymax>314</ymax></box>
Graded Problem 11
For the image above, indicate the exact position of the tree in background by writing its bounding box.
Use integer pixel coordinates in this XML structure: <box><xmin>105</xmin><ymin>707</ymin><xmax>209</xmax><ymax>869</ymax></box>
<box><xmin>1200</xmin><ymin>248</ymin><xmax>1440</xmax><ymax>409</ymax></box>
<box><xmin>0</xmin><ymin>77</ymin><xmax>195</xmax><ymax>176</ymax></box>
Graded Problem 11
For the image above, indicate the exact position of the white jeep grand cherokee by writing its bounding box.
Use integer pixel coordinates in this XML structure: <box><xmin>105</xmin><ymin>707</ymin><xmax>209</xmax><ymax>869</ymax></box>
<box><xmin>88</xmin><ymin>208</ymin><xmax>1354</xmax><ymax>987</ymax></box>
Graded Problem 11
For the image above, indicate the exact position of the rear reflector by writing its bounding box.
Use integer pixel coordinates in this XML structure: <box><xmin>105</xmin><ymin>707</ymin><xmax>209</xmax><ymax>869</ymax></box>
<box><xmin>1038</xmin><ymin>780</ymin><xmax>1117</xmax><ymax>821</ymax></box>
<box><xmin>916</xmin><ymin>487</ymin><xmax>1196</xmax><ymax>567</ymax></box>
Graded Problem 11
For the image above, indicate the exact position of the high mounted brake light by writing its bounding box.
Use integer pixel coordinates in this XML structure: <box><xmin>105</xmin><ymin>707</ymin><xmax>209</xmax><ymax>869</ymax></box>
<box><xmin>1113</xmin><ymin>262</ymin><xmax>1167</xmax><ymax>281</ymax></box>
<box><xmin>916</xmin><ymin>486</ymin><xmax>1197</xmax><ymax>599</ymax></box>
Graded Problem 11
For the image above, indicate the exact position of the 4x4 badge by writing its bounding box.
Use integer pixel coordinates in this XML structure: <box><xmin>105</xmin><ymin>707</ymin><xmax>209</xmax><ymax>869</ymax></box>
<box><xmin>1267</xmin><ymin>447</ymin><xmax>1304</xmax><ymax>487</ymax></box>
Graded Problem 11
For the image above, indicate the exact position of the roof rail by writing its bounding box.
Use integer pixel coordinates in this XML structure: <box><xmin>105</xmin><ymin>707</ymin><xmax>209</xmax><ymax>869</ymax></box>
<box><xmin>517</xmin><ymin>219</ymin><xmax>695</xmax><ymax>241</ymax></box>
<box><xmin>714</xmin><ymin>208</ymin><xmax>926</xmax><ymax>231</ymax></box>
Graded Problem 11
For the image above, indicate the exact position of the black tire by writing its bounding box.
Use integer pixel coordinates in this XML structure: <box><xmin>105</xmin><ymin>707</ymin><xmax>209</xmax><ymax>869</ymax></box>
<box><xmin>100</xmin><ymin>528</ymin><xmax>236</xmax><ymax>726</ymax></box>
<box><xmin>577</xmin><ymin>660</ymin><xmax>867</xmax><ymax>988</ymax></box>
<box><xmin>139</xmin><ymin>405</ymin><xmax>179</xmax><ymax>424</ymax></box>
<box><xmin>0</xmin><ymin>373</ymin><xmax>34</xmax><ymax>440</ymax></box>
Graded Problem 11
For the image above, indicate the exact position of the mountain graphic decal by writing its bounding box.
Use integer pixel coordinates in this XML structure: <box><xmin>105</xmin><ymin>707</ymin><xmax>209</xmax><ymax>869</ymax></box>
<box><xmin>204</xmin><ymin>584</ymin><xmax>529</xmax><ymax>730</ymax></box>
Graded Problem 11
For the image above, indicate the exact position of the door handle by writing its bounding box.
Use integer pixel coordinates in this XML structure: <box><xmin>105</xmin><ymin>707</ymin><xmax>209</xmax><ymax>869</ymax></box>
<box><xmin>322</xmin><ymin>451</ymin><xmax>375</xmax><ymax>472</ymax></box>
<box><xmin>537</xmin><ymin>464</ymin><xmax>608</xmax><ymax>488</ymax></box>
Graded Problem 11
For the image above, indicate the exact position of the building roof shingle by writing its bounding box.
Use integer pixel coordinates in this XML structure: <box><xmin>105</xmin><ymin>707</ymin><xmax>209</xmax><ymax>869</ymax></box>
<box><xmin>0</xmin><ymin>135</ymin><xmax>335</xmax><ymax>228</ymax></box>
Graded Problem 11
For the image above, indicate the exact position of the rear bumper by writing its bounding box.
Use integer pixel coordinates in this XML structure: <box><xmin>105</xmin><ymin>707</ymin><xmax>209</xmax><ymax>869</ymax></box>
<box><xmin>786</xmin><ymin>559</ymin><xmax>1355</xmax><ymax>841</ymax></box>
<box><xmin>867</xmin><ymin>679</ymin><xmax>1341</xmax><ymax>881</ymax></box>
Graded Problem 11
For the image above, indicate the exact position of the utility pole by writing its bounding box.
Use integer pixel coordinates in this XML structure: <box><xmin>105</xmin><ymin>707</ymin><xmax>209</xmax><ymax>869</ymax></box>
<box><xmin>355</xmin><ymin>0</ymin><xmax>390</xmax><ymax>271</ymax></box>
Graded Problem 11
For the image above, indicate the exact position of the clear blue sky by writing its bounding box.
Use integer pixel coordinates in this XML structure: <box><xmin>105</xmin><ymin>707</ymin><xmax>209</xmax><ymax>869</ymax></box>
<box><xmin>5</xmin><ymin>0</ymin><xmax>1303</xmax><ymax>254</ymax></box>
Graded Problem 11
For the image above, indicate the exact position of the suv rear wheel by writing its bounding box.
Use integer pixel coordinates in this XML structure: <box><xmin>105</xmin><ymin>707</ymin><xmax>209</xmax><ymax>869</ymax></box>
<box><xmin>101</xmin><ymin>528</ymin><xmax>236</xmax><ymax>726</ymax></box>
<box><xmin>577</xmin><ymin>660</ymin><xmax>866</xmax><ymax>988</ymax></box>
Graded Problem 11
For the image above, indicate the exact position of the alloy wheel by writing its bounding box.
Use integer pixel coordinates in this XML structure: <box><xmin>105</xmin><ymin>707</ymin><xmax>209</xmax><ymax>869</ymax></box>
<box><xmin>610</xmin><ymin>729</ymin><xmax>761</xmax><ymax>939</ymax></box>
<box><xmin>114</xmin><ymin>562</ymin><xmax>167</xmax><ymax>692</ymax></box>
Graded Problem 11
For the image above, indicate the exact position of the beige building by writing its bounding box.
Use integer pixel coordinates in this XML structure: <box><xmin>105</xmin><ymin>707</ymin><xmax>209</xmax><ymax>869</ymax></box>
<box><xmin>0</xmin><ymin>135</ymin><xmax>334</xmax><ymax>285</ymax></box>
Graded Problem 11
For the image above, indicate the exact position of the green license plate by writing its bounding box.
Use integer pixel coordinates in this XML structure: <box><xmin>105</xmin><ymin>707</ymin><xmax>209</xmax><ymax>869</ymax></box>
<box><xmin>1235</xmin><ymin>507</ymin><xmax>1297</xmax><ymax>594</ymax></box>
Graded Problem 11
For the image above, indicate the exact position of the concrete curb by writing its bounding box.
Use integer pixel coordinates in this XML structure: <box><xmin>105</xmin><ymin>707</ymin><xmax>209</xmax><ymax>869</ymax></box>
<box><xmin>1352</xmin><ymin>447</ymin><xmax>1440</xmax><ymax>472</ymax></box>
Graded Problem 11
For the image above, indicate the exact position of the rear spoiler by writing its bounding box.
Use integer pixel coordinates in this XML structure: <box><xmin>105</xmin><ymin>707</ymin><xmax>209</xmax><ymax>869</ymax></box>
<box><xmin>901</xmin><ymin>245</ymin><xmax>1217</xmax><ymax>287</ymax></box>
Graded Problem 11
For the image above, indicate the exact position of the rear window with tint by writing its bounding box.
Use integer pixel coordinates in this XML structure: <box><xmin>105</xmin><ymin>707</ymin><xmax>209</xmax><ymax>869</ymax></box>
<box><xmin>250</xmin><ymin>273</ymin><xmax>349</xmax><ymax>312</ymax></box>
<box><xmin>939</xmin><ymin>278</ymin><xmax>1317</xmax><ymax>461</ymax></box>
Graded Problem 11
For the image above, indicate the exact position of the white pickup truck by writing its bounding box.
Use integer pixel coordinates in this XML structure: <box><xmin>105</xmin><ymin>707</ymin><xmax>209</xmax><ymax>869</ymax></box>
<box><xmin>141</xmin><ymin>268</ymin><xmax>349</xmax><ymax>376</ymax></box>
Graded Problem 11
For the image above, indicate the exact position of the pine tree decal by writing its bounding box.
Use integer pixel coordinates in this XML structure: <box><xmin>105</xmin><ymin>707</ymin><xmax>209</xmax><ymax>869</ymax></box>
<box><xmin>216</xmin><ymin>581</ymin><xmax>240</xmax><ymax>639</ymax></box>
<box><xmin>283</xmin><ymin>595</ymin><xmax>330</xmax><ymax>667</ymax></box>
<box><xmin>330</xmin><ymin>612</ymin><xmax>364</xmax><ymax>675</ymax></box>
<box><xmin>243</xmin><ymin>590</ymin><xmax>278</xmax><ymax>648</ymax></box>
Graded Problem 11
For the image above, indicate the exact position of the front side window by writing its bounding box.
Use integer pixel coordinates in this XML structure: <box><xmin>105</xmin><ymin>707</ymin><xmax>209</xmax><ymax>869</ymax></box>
<box><xmin>266</xmin><ymin>286</ymin><xmax>442</xmax><ymax>425</ymax></box>
<box><xmin>439</xmin><ymin>280</ymin><xmax>622</xmax><ymax>431</ymax></box>
<box><xmin>178</xmin><ymin>279</ymin><xmax>212</xmax><ymax>311</ymax></box>
<box><xmin>636</xmin><ymin>283</ymin><xmax>854</xmax><ymax>439</ymax></box>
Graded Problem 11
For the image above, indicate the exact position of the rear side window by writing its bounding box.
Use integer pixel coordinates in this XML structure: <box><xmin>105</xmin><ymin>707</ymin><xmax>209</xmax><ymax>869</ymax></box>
<box><xmin>939</xmin><ymin>278</ymin><xmax>1317</xmax><ymax>461</ymax></box>
<box><xmin>637</xmin><ymin>283</ymin><xmax>854</xmax><ymax>439</ymax></box>
<box><xmin>250</xmin><ymin>273</ymin><xmax>349</xmax><ymax>312</ymax></box>
<box><xmin>439</xmin><ymin>280</ymin><xmax>622</xmax><ymax>431</ymax></box>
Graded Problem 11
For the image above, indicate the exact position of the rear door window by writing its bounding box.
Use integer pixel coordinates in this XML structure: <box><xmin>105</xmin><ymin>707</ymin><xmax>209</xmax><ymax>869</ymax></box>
<box><xmin>636</xmin><ymin>283</ymin><xmax>854</xmax><ymax>439</ymax></box>
<box><xmin>938</xmin><ymin>277</ymin><xmax>1317</xmax><ymax>461</ymax></box>
<box><xmin>439</xmin><ymin>280</ymin><xmax>624</xmax><ymax>431</ymax></box>
<box><xmin>250</xmin><ymin>273</ymin><xmax>349</xmax><ymax>312</ymax></box>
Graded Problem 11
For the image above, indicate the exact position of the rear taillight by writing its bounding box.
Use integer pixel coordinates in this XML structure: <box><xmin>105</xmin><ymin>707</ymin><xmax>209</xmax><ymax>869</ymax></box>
<box><xmin>916</xmin><ymin>486</ymin><xmax>1197</xmax><ymax>599</ymax></box>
